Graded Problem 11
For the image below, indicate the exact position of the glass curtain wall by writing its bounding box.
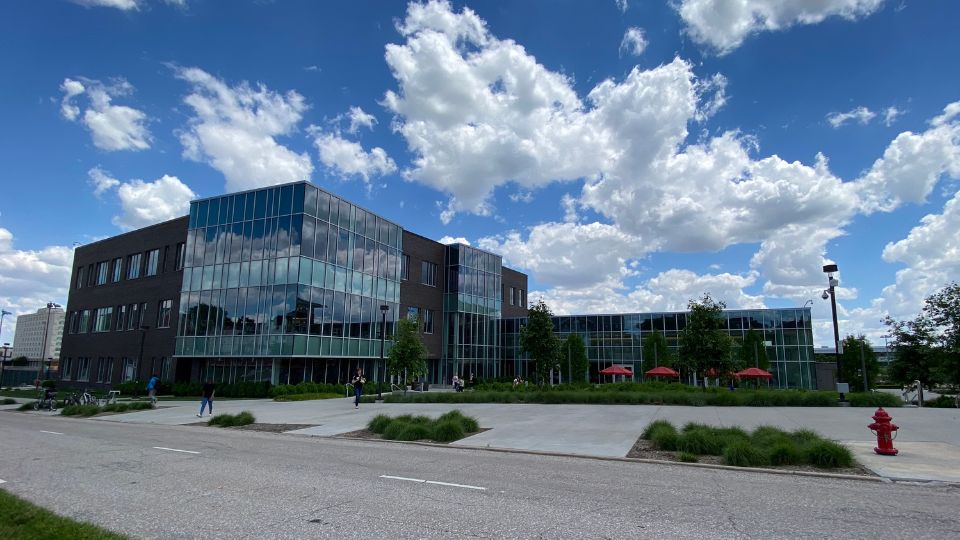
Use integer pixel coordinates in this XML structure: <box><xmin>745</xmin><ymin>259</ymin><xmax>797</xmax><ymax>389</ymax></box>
<box><xmin>440</xmin><ymin>244</ymin><xmax>502</xmax><ymax>385</ymax></box>
<box><xmin>499</xmin><ymin>308</ymin><xmax>816</xmax><ymax>389</ymax></box>
<box><xmin>175</xmin><ymin>182</ymin><xmax>402</xmax><ymax>385</ymax></box>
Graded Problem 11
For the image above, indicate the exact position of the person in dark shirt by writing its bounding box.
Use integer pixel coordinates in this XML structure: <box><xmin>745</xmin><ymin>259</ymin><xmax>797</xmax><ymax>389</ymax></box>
<box><xmin>351</xmin><ymin>369</ymin><xmax>365</xmax><ymax>409</ymax></box>
<box><xmin>197</xmin><ymin>380</ymin><xmax>215</xmax><ymax>417</ymax></box>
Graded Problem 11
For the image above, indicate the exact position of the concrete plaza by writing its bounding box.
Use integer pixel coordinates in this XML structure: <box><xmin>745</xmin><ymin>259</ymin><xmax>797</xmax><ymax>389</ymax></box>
<box><xmin>84</xmin><ymin>395</ymin><xmax>960</xmax><ymax>483</ymax></box>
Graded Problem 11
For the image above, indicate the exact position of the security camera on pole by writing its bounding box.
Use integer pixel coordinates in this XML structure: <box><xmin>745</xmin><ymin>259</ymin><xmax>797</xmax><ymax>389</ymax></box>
<box><xmin>821</xmin><ymin>264</ymin><xmax>846</xmax><ymax>403</ymax></box>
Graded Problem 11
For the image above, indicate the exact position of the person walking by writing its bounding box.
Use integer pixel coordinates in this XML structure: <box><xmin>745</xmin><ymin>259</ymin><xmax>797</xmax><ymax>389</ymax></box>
<box><xmin>351</xmin><ymin>368</ymin><xmax>365</xmax><ymax>409</ymax></box>
<box><xmin>146</xmin><ymin>373</ymin><xmax>159</xmax><ymax>405</ymax></box>
<box><xmin>197</xmin><ymin>379</ymin><xmax>215</xmax><ymax>417</ymax></box>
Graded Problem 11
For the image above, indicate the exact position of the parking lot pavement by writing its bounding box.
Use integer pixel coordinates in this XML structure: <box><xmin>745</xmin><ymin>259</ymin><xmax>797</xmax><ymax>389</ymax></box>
<box><xmin>86</xmin><ymin>397</ymin><xmax>960</xmax><ymax>482</ymax></box>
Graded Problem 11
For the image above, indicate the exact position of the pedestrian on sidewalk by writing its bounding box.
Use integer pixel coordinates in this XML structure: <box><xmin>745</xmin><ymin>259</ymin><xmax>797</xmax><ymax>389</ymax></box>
<box><xmin>146</xmin><ymin>374</ymin><xmax>159</xmax><ymax>405</ymax></box>
<box><xmin>351</xmin><ymin>368</ymin><xmax>365</xmax><ymax>409</ymax></box>
<box><xmin>197</xmin><ymin>379</ymin><xmax>215</xmax><ymax>417</ymax></box>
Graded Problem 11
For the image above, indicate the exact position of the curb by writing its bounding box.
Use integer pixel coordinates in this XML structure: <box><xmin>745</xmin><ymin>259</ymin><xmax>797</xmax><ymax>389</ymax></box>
<box><xmin>324</xmin><ymin>435</ymin><xmax>889</xmax><ymax>484</ymax></box>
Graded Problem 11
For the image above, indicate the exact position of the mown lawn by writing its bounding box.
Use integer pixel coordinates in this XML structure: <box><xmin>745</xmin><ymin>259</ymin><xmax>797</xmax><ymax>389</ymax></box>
<box><xmin>0</xmin><ymin>489</ymin><xmax>127</xmax><ymax>540</ymax></box>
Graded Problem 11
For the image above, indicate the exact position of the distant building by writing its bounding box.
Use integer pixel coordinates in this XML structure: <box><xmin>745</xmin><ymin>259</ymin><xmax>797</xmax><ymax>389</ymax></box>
<box><xmin>11</xmin><ymin>306</ymin><xmax>65</xmax><ymax>362</ymax></box>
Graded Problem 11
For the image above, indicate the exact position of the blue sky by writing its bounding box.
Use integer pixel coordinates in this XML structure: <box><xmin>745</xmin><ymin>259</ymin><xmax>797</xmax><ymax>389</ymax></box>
<box><xmin>1</xmin><ymin>0</ymin><xmax>959</xmax><ymax>347</ymax></box>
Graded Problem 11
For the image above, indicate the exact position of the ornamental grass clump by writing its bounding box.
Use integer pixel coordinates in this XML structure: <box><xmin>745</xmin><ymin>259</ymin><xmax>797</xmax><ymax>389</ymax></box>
<box><xmin>723</xmin><ymin>441</ymin><xmax>769</xmax><ymax>467</ymax></box>
<box><xmin>647</xmin><ymin>423</ymin><xmax>680</xmax><ymax>451</ymax></box>
<box><xmin>367</xmin><ymin>414</ymin><xmax>392</xmax><ymax>434</ymax></box>
<box><xmin>208</xmin><ymin>410</ymin><xmax>256</xmax><ymax>427</ymax></box>
<box><xmin>431</xmin><ymin>420</ymin><xmax>466</xmax><ymax>443</ymax></box>
<box><xmin>396</xmin><ymin>423</ymin><xmax>433</xmax><ymax>441</ymax></box>
<box><xmin>803</xmin><ymin>440</ymin><xmax>854</xmax><ymax>468</ymax></box>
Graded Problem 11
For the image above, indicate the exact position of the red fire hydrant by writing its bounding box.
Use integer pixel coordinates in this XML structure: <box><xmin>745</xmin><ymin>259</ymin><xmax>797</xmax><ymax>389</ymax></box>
<box><xmin>868</xmin><ymin>407</ymin><xmax>899</xmax><ymax>456</ymax></box>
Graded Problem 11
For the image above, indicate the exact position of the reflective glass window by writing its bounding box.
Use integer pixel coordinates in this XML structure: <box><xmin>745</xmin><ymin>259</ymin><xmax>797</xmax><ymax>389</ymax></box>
<box><xmin>279</xmin><ymin>184</ymin><xmax>293</xmax><ymax>215</ymax></box>
<box><xmin>301</xmin><ymin>217</ymin><xmax>315</xmax><ymax>258</ymax></box>
<box><xmin>254</xmin><ymin>189</ymin><xmax>267</xmax><ymax>219</ymax></box>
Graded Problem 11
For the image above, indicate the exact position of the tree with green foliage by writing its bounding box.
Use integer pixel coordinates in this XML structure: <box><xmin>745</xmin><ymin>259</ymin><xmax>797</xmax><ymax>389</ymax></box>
<box><xmin>641</xmin><ymin>332</ymin><xmax>674</xmax><ymax>369</ymax></box>
<box><xmin>520</xmin><ymin>300</ymin><xmax>561</xmax><ymax>385</ymax></box>
<box><xmin>737</xmin><ymin>329</ymin><xmax>769</xmax><ymax>371</ymax></box>
<box><xmin>923</xmin><ymin>282</ymin><xmax>960</xmax><ymax>387</ymax></box>
<box><xmin>885</xmin><ymin>315</ymin><xmax>938</xmax><ymax>388</ymax></box>
<box><xmin>561</xmin><ymin>333</ymin><xmax>589</xmax><ymax>383</ymax></box>
<box><xmin>387</xmin><ymin>318</ymin><xmax>428</xmax><ymax>385</ymax></box>
<box><xmin>838</xmin><ymin>334</ymin><xmax>879</xmax><ymax>392</ymax></box>
<box><xmin>677</xmin><ymin>294</ymin><xmax>734</xmax><ymax>384</ymax></box>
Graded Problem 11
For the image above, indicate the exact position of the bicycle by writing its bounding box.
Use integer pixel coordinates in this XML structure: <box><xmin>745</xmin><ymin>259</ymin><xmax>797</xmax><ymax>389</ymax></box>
<box><xmin>33</xmin><ymin>389</ymin><xmax>58</xmax><ymax>411</ymax></box>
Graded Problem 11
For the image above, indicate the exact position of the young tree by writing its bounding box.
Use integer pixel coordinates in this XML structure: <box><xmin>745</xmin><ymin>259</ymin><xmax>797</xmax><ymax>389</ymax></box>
<box><xmin>838</xmin><ymin>334</ymin><xmax>879</xmax><ymax>392</ymax></box>
<box><xmin>677</xmin><ymin>294</ymin><xmax>734</xmax><ymax>384</ymax></box>
<box><xmin>884</xmin><ymin>315</ymin><xmax>938</xmax><ymax>388</ymax></box>
<box><xmin>737</xmin><ymin>329</ymin><xmax>769</xmax><ymax>371</ymax></box>
<box><xmin>641</xmin><ymin>333</ymin><xmax>673</xmax><ymax>369</ymax></box>
<box><xmin>387</xmin><ymin>318</ymin><xmax>427</xmax><ymax>385</ymax></box>
<box><xmin>561</xmin><ymin>333</ymin><xmax>590</xmax><ymax>383</ymax></box>
<box><xmin>922</xmin><ymin>282</ymin><xmax>960</xmax><ymax>388</ymax></box>
<box><xmin>520</xmin><ymin>300</ymin><xmax>560</xmax><ymax>385</ymax></box>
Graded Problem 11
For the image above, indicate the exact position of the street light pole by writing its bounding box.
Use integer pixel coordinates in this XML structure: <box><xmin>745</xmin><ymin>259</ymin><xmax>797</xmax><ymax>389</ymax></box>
<box><xmin>822</xmin><ymin>265</ymin><xmax>842</xmax><ymax>373</ymax></box>
<box><xmin>138</xmin><ymin>325</ymin><xmax>150</xmax><ymax>384</ymax></box>
<box><xmin>378</xmin><ymin>304</ymin><xmax>388</xmax><ymax>400</ymax></box>
<box><xmin>0</xmin><ymin>342</ymin><xmax>10</xmax><ymax>388</ymax></box>
<box><xmin>36</xmin><ymin>302</ymin><xmax>61</xmax><ymax>387</ymax></box>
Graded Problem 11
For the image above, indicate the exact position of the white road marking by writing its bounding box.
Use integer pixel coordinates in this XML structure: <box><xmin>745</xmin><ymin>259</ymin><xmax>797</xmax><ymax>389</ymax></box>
<box><xmin>380</xmin><ymin>475</ymin><xmax>485</xmax><ymax>491</ymax></box>
<box><xmin>0</xmin><ymin>479</ymin><xmax>6</xmax><ymax>484</ymax></box>
<box><xmin>39</xmin><ymin>430</ymin><xmax>63</xmax><ymax>435</ymax></box>
<box><xmin>153</xmin><ymin>446</ymin><xmax>200</xmax><ymax>455</ymax></box>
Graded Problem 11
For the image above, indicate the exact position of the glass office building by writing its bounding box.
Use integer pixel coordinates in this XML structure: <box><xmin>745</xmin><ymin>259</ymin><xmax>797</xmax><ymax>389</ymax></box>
<box><xmin>440</xmin><ymin>244</ymin><xmax>503</xmax><ymax>383</ymax></box>
<box><xmin>500</xmin><ymin>307</ymin><xmax>817</xmax><ymax>389</ymax></box>
<box><xmin>175</xmin><ymin>181</ymin><xmax>403</xmax><ymax>385</ymax></box>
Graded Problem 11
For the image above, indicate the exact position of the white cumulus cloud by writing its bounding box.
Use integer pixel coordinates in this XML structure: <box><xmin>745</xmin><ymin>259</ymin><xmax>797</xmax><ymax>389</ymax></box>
<box><xmin>675</xmin><ymin>0</ymin><xmax>885</xmax><ymax>55</ymax></box>
<box><xmin>59</xmin><ymin>77</ymin><xmax>151</xmax><ymax>151</ymax></box>
<box><xmin>882</xmin><ymin>106</ymin><xmax>904</xmax><ymax>126</ymax></box>
<box><xmin>176</xmin><ymin>67</ymin><xmax>313</xmax><ymax>192</ymax></box>
<box><xmin>619</xmin><ymin>27</ymin><xmax>648</xmax><ymax>57</ymax></box>
<box><xmin>346</xmin><ymin>106</ymin><xmax>377</xmax><ymax>134</ymax></box>
<box><xmin>827</xmin><ymin>106</ymin><xmax>876</xmax><ymax>128</ymax></box>
<box><xmin>112</xmin><ymin>175</ymin><xmax>197</xmax><ymax>231</ymax></box>
<box><xmin>438</xmin><ymin>236</ymin><xmax>470</xmax><ymax>245</ymax></box>
<box><xmin>0</xmin><ymin>228</ymin><xmax>74</xmax><ymax>344</ymax></box>
<box><xmin>311</xmin><ymin>130</ymin><xmax>397</xmax><ymax>183</ymax></box>
<box><xmin>88</xmin><ymin>167</ymin><xmax>121</xmax><ymax>197</ymax></box>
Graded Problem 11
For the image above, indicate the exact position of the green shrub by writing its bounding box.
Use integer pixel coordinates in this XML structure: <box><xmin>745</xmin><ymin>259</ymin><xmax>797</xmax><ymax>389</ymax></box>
<box><xmin>927</xmin><ymin>395</ymin><xmax>958</xmax><ymax>408</ymax></box>
<box><xmin>17</xmin><ymin>402</ymin><xmax>35</xmax><ymax>411</ymax></box>
<box><xmin>396</xmin><ymin>424</ymin><xmax>433</xmax><ymax>441</ymax></box>
<box><xmin>716</xmin><ymin>427</ymin><xmax>750</xmax><ymax>446</ymax></box>
<box><xmin>649</xmin><ymin>425</ymin><xmax>680</xmax><ymax>451</ymax></box>
<box><xmin>207</xmin><ymin>411</ymin><xmax>256</xmax><ymax>427</ymax></box>
<box><xmin>847</xmin><ymin>392</ymin><xmax>902</xmax><ymax>408</ymax></box>
<box><xmin>723</xmin><ymin>441</ymin><xmax>768</xmax><ymax>467</ymax></box>
<box><xmin>804</xmin><ymin>441</ymin><xmax>854</xmax><ymax>468</ymax></box>
<box><xmin>432</xmin><ymin>420</ymin><xmax>465</xmax><ymax>442</ymax></box>
<box><xmin>61</xmin><ymin>404</ymin><xmax>100</xmax><ymax>417</ymax></box>
<box><xmin>767</xmin><ymin>441</ymin><xmax>802</xmax><ymax>465</ymax></box>
<box><xmin>439</xmin><ymin>410</ymin><xmax>480</xmax><ymax>433</ymax></box>
<box><xmin>1</xmin><ymin>398</ymin><xmax>16</xmax><ymax>405</ymax></box>
<box><xmin>678</xmin><ymin>452</ymin><xmax>699</xmax><ymax>463</ymax></box>
<box><xmin>273</xmin><ymin>393</ymin><xmax>341</xmax><ymax>402</ymax></box>
<box><xmin>410</xmin><ymin>415</ymin><xmax>433</xmax><ymax>425</ymax></box>
<box><xmin>678</xmin><ymin>429</ymin><xmax>725</xmax><ymax>455</ymax></box>
<box><xmin>382</xmin><ymin>421</ymin><xmax>408</xmax><ymax>440</ymax></box>
<box><xmin>642</xmin><ymin>420</ymin><xmax>674</xmax><ymax>440</ymax></box>
<box><xmin>368</xmin><ymin>414</ymin><xmax>393</xmax><ymax>434</ymax></box>
<box><xmin>791</xmin><ymin>429</ymin><xmax>821</xmax><ymax>446</ymax></box>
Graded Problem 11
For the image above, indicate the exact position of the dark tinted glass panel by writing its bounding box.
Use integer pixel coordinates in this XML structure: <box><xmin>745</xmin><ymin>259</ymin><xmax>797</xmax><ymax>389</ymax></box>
<box><xmin>289</xmin><ymin>214</ymin><xmax>302</xmax><ymax>257</ymax></box>
<box><xmin>232</xmin><ymin>194</ymin><xmax>245</xmax><ymax>222</ymax></box>
<box><xmin>318</xmin><ymin>191</ymin><xmax>331</xmax><ymax>222</ymax></box>
<box><xmin>279</xmin><ymin>184</ymin><xmax>293</xmax><ymax>215</ymax></box>
<box><xmin>338</xmin><ymin>200</ymin><xmax>351</xmax><ymax>229</ymax></box>
<box><xmin>244</xmin><ymin>192</ymin><xmax>255</xmax><ymax>220</ymax></box>
<box><xmin>315</xmin><ymin>222</ymin><xmax>329</xmax><ymax>261</ymax></box>
<box><xmin>189</xmin><ymin>203</ymin><xmax>198</xmax><ymax>228</ymax></box>
<box><xmin>254</xmin><ymin>189</ymin><xmax>267</xmax><ymax>219</ymax></box>
<box><xmin>336</xmin><ymin>229</ymin><xmax>349</xmax><ymax>267</ymax></box>
<box><xmin>301</xmin><ymin>217</ymin><xmax>315</xmax><ymax>258</ymax></box>
<box><xmin>293</xmin><ymin>183</ymin><xmax>304</xmax><ymax>214</ymax></box>
<box><xmin>304</xmin><ymin>185</ymin><xmax>317</xmax><ymax>217</ymax></box>
<box><xmin>197</xmin><ymin>200</ymin><xmax>209</xmax><ymax>227</ymax></box>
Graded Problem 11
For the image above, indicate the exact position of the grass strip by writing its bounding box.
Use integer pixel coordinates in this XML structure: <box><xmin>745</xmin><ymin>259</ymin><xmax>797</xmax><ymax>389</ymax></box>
<box><xmin>0</xmin><ymin>489</ymin><xmax>128</xmax><ymax>540</ymax></box>
<box><xmin>273</xmin><ymin>393</ymin><xmax>342</xmax><ymax>402</ymax></box>
<box><xmin>208</xmin><ymin>411</ymin><xmax>256</xmax><ymax>427</ymax></box>
<box><xmin>365</xmin><ymin>410</ymin><xmax>480</xmax><ymax>443</ymax></box>
<box><xmin>640</xmin><ymin>421</ymin><xmax>855</xmax><ymax>469</ymax></box>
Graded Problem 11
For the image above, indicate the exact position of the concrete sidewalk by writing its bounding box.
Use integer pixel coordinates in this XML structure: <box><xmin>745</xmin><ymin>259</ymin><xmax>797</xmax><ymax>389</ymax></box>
<box><xmin>89</xmin><ymin>396</ymin><xmax>960</xmax><ymax>483</ymax></box>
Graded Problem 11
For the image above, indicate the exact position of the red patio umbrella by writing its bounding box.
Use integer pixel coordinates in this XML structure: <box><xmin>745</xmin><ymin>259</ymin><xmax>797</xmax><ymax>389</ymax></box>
<box><xmin>599</xmin><ymin>366</ymin><xmax>634</xmax><ymax>376</ymax></box>
<box><xmin>735</xmin><ymin>367</ymin><xmax>773</xmax><ymax>379</ymax></box>
<box><xmin>645</xmin><ymin>366</ymin><xmax>680</xmax><ymax>378</ymax></box>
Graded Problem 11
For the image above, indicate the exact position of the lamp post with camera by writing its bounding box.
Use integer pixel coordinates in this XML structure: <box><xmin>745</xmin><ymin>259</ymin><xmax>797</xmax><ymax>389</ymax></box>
<box><xmin>35</xmin><ymin>302</ymin><xmax>61</xmax><ymax>388</ymax></box>
<box><xmin>822</xmin><ymin>264</ymin><xmax>845</xmax><ymax>401</ymax></box>
<box><xmin>0</xmin><ymin>342</ymin><xmax>10</xmax><ymax>388</ymax></box>
<box><xmin>377</xmin><ymin>304</ymin><xmax>389</xmax><ymax>400</ymax></box>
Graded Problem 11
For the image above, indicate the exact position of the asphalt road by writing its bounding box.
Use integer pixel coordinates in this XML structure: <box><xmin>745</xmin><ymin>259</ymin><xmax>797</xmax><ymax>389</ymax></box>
<box><xmin>1</xmin><ymin>412</ymin><xmax>959</xmax><ymax>539</ymax></box>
